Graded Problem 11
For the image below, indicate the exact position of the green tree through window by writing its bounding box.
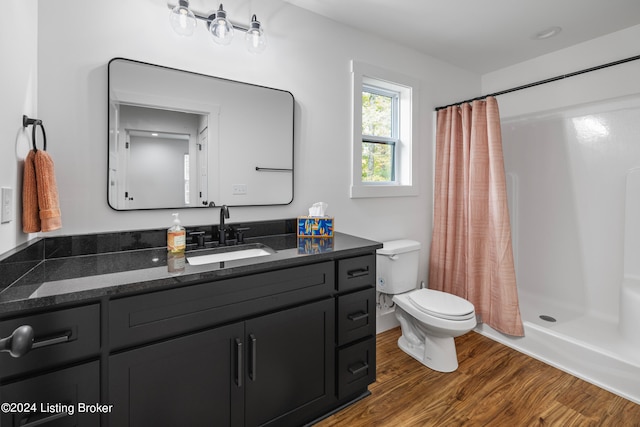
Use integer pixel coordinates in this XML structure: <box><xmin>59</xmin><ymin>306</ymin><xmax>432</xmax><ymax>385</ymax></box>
<box><xmin>362</xmin><ymin>88</ymin><xmax>396</xmax><ymax>182</ymax></box>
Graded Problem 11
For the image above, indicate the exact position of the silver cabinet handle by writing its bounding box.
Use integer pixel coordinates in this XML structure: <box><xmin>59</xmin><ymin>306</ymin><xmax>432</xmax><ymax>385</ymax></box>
<box><xmin>347</xmin><ymin>312</ymin><xmax>369</xmax><ymax>322</ymax></box>
<box><xmin>348</xmin><ymin>362</ymin><xmax>369</xmax><ymax>375</ymax></box>
<box><xmin>235</xmin><ymin>338</ymin><xmax>243</xmax><ymax>387</ymax></box>
<box><xmin>249</xmin><ymin>334</ymin><xmax>257</xmax><ymax>381</ymax></box>
<box><xmin>347</xmin><ymin>268</ymin><xmax>369</xmax><ymax>278</ymax></box>
<box><xmin>31</xmin><ymin>332</ymin><xmax>71</xmax><ymax>349</ymax></box>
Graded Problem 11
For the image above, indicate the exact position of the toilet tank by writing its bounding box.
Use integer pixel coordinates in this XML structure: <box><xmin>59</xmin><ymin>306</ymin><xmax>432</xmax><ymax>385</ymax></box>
<box><xmin>376</xmin><ymin>240</ymin><xmax>421</xmax><ymax>294</ymax></box>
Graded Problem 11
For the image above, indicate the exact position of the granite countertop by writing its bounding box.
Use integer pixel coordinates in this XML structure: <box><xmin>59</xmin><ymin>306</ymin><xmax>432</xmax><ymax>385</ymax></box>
<box><xmin>0</xmin><ymin>223</ymin><xmax>381</xmax><ymax>316</ymax></box>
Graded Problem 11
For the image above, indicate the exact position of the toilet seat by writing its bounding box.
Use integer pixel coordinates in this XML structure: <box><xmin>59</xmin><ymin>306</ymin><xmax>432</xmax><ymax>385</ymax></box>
<box><xmin>408</xmin><ymin>289</ymin><xmax>475</xmax><ymax>321</ymax></box>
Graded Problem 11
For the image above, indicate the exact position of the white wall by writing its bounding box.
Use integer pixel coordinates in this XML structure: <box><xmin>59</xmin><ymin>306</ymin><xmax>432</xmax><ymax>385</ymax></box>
<box><xmin>483</xmin><ymin>25</ymin><xmax>640</xmax><ymax>321</ymax></box>
<box><xmin>482</xmin><ymin>25</ymin><xmax>640</xmax><ymax>119</ymax></box>
<box><xmin>0</xmin><ymin>0</ymin><xmax>38</xmax><ymax>254</ymax></box>
<box><xmin>15</xmin><ymin>0</ymin><xmax>479</xmax><ymax>283</ymax></box>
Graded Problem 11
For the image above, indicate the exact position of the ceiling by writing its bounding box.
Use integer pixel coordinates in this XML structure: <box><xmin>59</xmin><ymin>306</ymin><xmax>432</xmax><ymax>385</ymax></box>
<box><xmin>284</xmin><ymin>0</ymin><xmax>640</xmax><ymax>74</ymax></box>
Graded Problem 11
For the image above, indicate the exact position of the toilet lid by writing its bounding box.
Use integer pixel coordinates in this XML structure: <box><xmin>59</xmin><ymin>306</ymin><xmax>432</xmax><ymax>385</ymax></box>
<box><xmin>377</xmin><ymin>239</ymin><xmax>421</xmax><ymax>256</ymax></box>
<box><xmin>408</xmin><ymin>289</ymin><xmax>475</xmax><ymax>320</ymax></box>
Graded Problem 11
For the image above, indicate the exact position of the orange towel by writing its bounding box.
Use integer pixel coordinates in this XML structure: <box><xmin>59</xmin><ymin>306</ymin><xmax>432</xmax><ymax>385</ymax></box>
<box><xmin>22</xmin><ymin>150</ymin><xmax>40</xmax><ymax>233</ymax></box>
<box><xmin>34</xmin><ymin>150</ymin><xmax>62</xmax><ymax>232</ymax></box>
<box><xmin>21</xmin><ymin>149</ymin><xmax>62</xmax><ymax>233</ymax></box>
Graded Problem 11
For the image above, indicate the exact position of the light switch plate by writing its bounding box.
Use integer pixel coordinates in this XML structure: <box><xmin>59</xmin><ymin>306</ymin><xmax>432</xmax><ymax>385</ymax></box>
<box><xmin>232</xmin><ymin>184</ymin><xmax>247</xmax><ymax>195</ymax></box>
<box><xmin>1</xmin><ymin>187</ymin><xmax>14</xmax><ymax>224</ymax></box>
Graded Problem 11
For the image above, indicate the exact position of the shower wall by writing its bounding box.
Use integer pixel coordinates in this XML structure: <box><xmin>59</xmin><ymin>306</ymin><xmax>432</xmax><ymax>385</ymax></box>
<box><xmin>502</xmin><ymin>95</ymin><xmax>640</xmax><ymax>323</ymax></box>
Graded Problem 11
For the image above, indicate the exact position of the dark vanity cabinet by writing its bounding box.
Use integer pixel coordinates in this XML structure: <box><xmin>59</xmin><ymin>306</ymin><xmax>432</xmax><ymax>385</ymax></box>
<box><xmin>109</xmin><ymin>299</ymin><xmax>335</xmax><ymax>427</ymax></box>
<box><xmin>107</xmin><ymin>261</ymin><xmax>339</xmax><ymax>426</ymax></box>
<box><xmin>0</xmin><ymin>242</ymin><xmax>378</xmax><ymax>427</ymax></box>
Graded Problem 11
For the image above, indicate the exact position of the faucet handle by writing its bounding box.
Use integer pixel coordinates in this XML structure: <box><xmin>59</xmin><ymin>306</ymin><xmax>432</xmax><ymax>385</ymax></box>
<box><xmin>189</xmin><ymin>230</ymin><xmax>206</xmax><ymax>247</ymax></box>
<box><xmin>235</xmin><ymin>227</ymin><xmax>250</xmax><ymax>244</ymax></box>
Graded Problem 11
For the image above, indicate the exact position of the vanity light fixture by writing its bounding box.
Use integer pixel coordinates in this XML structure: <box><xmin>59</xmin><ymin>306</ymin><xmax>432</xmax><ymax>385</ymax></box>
<box><xmin>169</xmin><ymin>0</ymin><xmax>197</xmax><ymax>36</ymax></box>
<box><xmin>168</xmin><ymin>1</ymin><xmax>267</xmax><ymax>53</ymax></box>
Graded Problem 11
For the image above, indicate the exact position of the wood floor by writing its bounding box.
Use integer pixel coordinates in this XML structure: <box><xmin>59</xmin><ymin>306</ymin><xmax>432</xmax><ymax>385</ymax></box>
<box><xmin>316</xmin><ymin>328</ymin><xmax>640</xmax><ymax>426</ymax></box>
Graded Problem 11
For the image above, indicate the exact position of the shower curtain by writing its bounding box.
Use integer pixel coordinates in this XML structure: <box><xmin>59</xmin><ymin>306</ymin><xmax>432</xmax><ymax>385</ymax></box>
<box><xmin>429</xmin><ymin>97</ymin><xmax>524</xmax><ymax>336</ymax></box>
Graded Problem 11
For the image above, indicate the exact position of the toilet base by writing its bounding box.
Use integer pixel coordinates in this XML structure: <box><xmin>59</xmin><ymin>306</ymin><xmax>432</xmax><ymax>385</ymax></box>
<box><xmin>397</xmin><ymin>333</ymin><xmax>459</xmax><ymax>373</ymax></box>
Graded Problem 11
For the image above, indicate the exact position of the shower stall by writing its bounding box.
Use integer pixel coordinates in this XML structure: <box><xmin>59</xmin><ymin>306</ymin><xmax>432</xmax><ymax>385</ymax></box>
<box><xmin>475</xmin><ymin>94</ymin><xmax>640</xmax><ymax>404</ymax></box>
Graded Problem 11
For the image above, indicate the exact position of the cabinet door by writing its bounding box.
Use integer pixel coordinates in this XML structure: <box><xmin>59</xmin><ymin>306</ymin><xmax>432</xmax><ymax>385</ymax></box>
<box><xmin>108</xmin><ymin>323</ymin><xmax>244</xmax><ymax>427</ymax></box>
<box><xmin>0</xmin><ymin>361</ymin><xmax>99</xmax><ymax>426</ymax></box>
<box><xmin>245</xmin><ymin>298</ymin><xmax>335</xmax><ymax>427</ymax></box>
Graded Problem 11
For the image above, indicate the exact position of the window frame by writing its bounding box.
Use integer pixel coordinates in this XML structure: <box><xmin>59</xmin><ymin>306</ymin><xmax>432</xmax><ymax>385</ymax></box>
<box><xmin>351</xmin><ymin>60</ymin><xmax>419</xmax><ymax>198</ymax></box>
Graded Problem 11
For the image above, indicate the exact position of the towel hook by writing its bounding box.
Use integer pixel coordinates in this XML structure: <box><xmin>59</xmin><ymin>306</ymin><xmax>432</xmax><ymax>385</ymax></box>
<box><xmin>22</xmin><ymin>115</ymin><xmax>47</xmax><ymax>152</ymax></box>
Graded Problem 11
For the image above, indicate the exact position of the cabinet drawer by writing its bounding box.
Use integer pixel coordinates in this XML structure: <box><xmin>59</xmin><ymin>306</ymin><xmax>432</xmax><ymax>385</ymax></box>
<box><xmin>1</xmin><ymin>361</ymin><xmax>100</xmax><ymax>426</ymax></box>
<box><xmin>109</xmin><ymin>261</ymin><xmax>334</xmax><ymax>350</ymax></box>
<box><xmin>337</xmin><ymin>337</ymin><xmax>376</xmax><ymax>399</ymax></box>
<box><xmin>337</xmin><ymin>254</ymin><xmax>375</xmax><ymax>292</ymax></box>
<box><xmin>337</xmin><ymin>287</ymin><xmax>376</xmax><ymax>346</ymax></box>
<box><xmin>0</xmin><ymin>304</ymin><xmax>100</xmax><ymax>380</ymax></box>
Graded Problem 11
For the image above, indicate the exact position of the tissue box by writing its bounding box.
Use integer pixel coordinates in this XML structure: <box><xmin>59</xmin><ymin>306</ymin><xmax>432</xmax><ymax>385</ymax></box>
<box><xmin>297</xmin><ymin>216</ymin><xmax>334</xmax><ymax>237</ymax></box>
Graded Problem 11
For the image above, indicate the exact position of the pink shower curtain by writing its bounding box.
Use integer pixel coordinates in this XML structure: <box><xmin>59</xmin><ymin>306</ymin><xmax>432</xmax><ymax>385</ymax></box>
<box><xmin>429</xmin><ymin>97</ymin><xmax>524</xmax><ymax>336</ymax></box>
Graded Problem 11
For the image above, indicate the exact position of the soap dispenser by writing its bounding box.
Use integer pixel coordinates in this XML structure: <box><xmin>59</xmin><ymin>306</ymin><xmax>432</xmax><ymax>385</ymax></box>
<box><xmin>167</xmin><ymin>213</ymin><xmax>186</xmax><ymax>253</ymax></box>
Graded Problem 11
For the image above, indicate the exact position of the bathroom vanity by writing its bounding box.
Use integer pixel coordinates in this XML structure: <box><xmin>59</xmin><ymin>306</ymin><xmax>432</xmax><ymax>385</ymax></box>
<box><xmin>0</xmin><ymin>220</ymin><xmax>380</xmax><ymax>426</ymax></box>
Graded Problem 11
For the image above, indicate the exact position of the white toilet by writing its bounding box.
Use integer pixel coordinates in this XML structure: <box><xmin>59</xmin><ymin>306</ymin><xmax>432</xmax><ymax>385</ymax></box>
<box><xmin>376</xmin><ymin>240</ymin><xmax>476</xmax><ymax>372</ymax></box>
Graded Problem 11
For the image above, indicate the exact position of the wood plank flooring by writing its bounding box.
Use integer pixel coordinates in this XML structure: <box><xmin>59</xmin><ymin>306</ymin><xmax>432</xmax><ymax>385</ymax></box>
<box><xmin>316</xmin><ymin>328</ymin><xmax>640</xmax><ymax>426</ymax></box>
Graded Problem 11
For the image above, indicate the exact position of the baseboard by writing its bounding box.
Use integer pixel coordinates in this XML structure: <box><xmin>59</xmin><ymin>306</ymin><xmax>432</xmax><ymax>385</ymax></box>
<box><xmin>376</xmin><ymin>310</ymin><xmax>399</xmax><ymax>333</ymax></box>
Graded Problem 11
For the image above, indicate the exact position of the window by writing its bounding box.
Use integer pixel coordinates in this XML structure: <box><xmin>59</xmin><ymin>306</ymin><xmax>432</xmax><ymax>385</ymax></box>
<box><xmin>351</xmin><ymin>61</ymin><xmax>419</xmax><ymax>198</ymax></box>
<box><xmin>362</xmin><ymin>86</ymin><xmax>397</xmax><ymax>182</ymax></box>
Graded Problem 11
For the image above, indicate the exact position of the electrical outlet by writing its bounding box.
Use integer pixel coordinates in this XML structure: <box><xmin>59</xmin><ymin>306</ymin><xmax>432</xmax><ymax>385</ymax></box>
<box><xmin>1</xmin><ymin>187</ymin><xmax>14</xmax><ymax>224</ymax></box>
<box><xmin>232</xmin><ymin>184</ymin><xmax>247</xmax><ymax>195</ymax></box>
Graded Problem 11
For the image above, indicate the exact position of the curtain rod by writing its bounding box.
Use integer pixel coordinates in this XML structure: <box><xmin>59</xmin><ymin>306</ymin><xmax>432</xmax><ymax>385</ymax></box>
<box><xmin>434</xmin><ymin>53</ymin><xmax>640</xmax><ymax>111</ymax></box>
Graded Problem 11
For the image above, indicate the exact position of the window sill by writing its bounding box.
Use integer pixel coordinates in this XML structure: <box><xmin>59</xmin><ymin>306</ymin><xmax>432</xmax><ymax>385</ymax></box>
<box><xmin>350</xmin><ymin>184</ymin><xmax>418</xmax><ymax>199</ymax></box>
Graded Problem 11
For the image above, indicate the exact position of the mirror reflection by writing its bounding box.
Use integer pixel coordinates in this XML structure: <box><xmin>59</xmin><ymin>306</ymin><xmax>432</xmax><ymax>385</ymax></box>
<box><xmin>108</xmin><ymin>58</ymin><xmax>294</xmax><ymax>210</ymax></box>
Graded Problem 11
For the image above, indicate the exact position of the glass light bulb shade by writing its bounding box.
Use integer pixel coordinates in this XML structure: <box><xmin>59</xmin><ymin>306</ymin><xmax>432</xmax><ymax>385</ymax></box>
<box><xmin>210</xmin><ymin>19</ymin><xmax>234</xmax><ymax>45</ymax></box>
<box><xmin>245</xmin><ymin>27</ymin><xmax>266</xmax><ymax>54</ymax></box>
<box><xmin>169</xmin><ymin>3</ymin><xmax>197</xmax><ymax>37</ymax></box>
<box><xmin>209</xmin><ymin>9</ymin><xmax>234</xmax><ymax>45</ymax></box>
<box><xmin>245</xmin><ymin>15</ymin><xmax>266</xmax><ymax>54</ymax></box>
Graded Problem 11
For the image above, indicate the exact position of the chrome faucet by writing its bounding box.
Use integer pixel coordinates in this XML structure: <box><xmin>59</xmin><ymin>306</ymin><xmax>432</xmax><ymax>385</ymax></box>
<box><xmin>219</xmin><ymin>205</ymin><xmax>230</xmax><ymax>244</ymax></box>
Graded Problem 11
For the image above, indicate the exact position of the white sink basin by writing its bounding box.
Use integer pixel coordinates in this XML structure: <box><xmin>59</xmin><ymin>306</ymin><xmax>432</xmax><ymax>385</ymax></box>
<box><xmin>187</xmin><ymin>247</ymin><xmax>273</xmax><ymax>266</ymax></box>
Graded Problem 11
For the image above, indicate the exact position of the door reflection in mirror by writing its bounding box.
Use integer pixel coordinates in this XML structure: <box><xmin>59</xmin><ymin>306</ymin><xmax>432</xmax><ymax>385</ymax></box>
<box><xmin>111</xmin><ymin>105</ymin><xmax>210</xmax><ymax>210</ymax></box>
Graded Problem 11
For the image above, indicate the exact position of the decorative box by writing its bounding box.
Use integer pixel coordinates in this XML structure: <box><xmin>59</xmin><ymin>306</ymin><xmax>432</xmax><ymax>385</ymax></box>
<box><xmin>297</xmin><ymin>216</ymin><xmax>334</xmax><ymax>237</ymax></box>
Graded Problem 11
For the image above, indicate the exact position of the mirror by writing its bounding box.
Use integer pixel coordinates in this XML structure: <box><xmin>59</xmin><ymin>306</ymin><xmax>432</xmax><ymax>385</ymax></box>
<box><xmin>108</xmin><ymin>58</ymin><xmax>294</xmax><ymax>210</ymax></box>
